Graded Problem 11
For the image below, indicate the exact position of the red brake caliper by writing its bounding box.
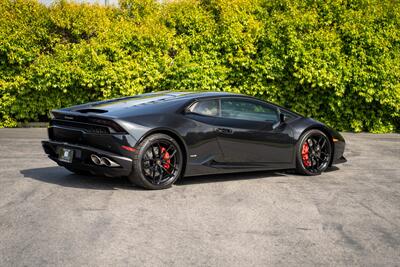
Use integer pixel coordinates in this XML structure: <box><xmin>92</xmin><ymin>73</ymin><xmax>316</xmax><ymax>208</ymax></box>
<box><xmin>160</xmin><ymin>147</ymin><xmax>171</xmax><ymax>170</ymax></box>
<box><xmin>301</xmin><ymin>142</ymin><xmax>311</xmax><ymax>167</ymax></box>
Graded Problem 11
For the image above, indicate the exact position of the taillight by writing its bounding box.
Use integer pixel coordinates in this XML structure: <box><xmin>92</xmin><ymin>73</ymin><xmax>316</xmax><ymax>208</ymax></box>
<box><xmin>88</xmin><ymin>118</ymin><xmax>126</xmax><ymax>133</ymax></box>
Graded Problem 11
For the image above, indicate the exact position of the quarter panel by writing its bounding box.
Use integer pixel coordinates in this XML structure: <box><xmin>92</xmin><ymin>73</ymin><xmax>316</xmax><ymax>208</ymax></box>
<box><xmin>121</xmin><ymin>113</ymin><xmax>224</xmax><ymax>176</ymax></box>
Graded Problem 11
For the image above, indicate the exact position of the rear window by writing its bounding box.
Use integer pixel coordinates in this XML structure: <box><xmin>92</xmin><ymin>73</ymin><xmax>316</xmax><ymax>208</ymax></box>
<box><xmin>188</xmin><ymin>99</ymin><xmax>219</xmax><ymax>116</ymax></box>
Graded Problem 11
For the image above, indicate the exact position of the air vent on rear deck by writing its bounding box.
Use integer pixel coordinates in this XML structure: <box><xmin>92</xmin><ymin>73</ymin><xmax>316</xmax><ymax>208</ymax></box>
<box><xmin>50</xmin><ymin>119</ymin><xmax>110</xmax><ymax>134</ymax></box>
<box><xmin>76</xmin><ymin>109</ymin><xmax>108</xmax><ymax>114</ymax></box>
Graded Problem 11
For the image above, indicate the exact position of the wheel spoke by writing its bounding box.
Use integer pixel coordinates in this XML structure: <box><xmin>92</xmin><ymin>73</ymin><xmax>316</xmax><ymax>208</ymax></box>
<box><xmin>151</xmin><ymin>145</ymin><xmax>157</xmax><ymax>159</ymax></box>
<box><xmin>320</xmin><ymin>138</ymin><xmax>326</xmax><ymax>149</ymax></box>
<box><xmin>157</xmin><ymin>165</ymin><xmax>163</xmax><ymax>184</ymax></box>
<box><xmin>168</xmin><ymin>150</ymin><xmax>177</xmax><ymax>159</ymax></box>
<box><xmin>151</xmin><ymin>165</ymin><xmax>156</xmax><ymax>182</ymax></box>
<box><xmin>165</xmin><ymin>144</ymin><xmax>173</xmax><ymax>153</ymax></box>
<box><xmin>157</xmin><ymin>142</ymin><xmax>163</xmax><ymax>157</ymax></box>
<box><xmin>311</xmin><ymin>155</ymin><xmax>317</xmax><ymax>167</ymax></box>
<box><xmin>160</xmin><ymin>164</ymin><xmax>176</xmax><ymax>175</ymax></box>
<box><xmin>313</xmin><ymin>138</ymin><xmax>319</xmax><ymax>150</ymax></box>
<box><xmin>162</xmin><ymin>166</ymin><xmax>173</xmax><ymax>177</ymax></box>
<box><xmin>315</xmin><ymin>154</ymin><xmax>323</xmax><ymax>161</ymax></box>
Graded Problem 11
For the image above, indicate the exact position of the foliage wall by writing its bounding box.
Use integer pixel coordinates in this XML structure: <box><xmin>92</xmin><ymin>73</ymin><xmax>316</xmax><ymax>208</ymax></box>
<box><xmin>0</xmin><ymin>0</ymin><xmax>399</xmax><ymax>132</ymax></box>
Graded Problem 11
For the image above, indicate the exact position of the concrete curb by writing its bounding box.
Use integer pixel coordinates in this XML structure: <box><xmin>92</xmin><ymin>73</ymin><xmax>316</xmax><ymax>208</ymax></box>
<box><xmin>16</xmin><ymin>122</ymin><xmax>48</xmax><ymax>128</ymax></box>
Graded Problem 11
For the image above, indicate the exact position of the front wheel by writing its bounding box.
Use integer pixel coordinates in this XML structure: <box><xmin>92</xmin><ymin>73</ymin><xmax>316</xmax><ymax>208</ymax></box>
<box><xmin>296</xmin><ymin>129</ymin><xmax>332</xmax><ymax>175</ymax></box>
<box><xmin>128</xmin><ymin>133</ymin><xmax>183</xmax><ymax>190</ymax></box>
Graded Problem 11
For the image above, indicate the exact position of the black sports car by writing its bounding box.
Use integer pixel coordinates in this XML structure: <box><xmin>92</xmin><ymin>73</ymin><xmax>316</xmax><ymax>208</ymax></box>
<box><xmin>42</xmin><ymin>91</ymin><xmax>346</xmax><ymax>189</ymax></box>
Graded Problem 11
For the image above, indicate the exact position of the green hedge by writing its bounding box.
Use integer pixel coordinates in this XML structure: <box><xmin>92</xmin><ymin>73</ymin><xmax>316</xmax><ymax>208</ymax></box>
<box><xmin>0</xmin><ymin>0</ymin><xmax>399</xmax><ymax>132</ymax></box>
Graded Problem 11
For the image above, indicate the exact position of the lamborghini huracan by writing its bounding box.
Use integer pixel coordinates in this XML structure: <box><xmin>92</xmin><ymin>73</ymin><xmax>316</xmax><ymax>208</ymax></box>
<box><xmin>42</xmin><ymin>91</ymin><xmax>346</xmax><ymax>189</ymax></box>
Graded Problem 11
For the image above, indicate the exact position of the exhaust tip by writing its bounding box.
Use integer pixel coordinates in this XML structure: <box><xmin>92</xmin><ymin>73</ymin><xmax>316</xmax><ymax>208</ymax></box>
<box><xmin>91</xmin><ymin>154</ymin><xmax>101</xmax><ymax>165</ymax></box>
<box><xmin>101</xmin><ymin>157</ymin><xmax>119</xmax><ymax>167</ymax></box>
<box><xmin>90</xmin><ymin>154</ymin><xmax>119</xmax><ymax>167</ymax></box>
<box><xmin>101</xmin><ymin>157</ymin><xmax>111</xmax><ymax>167</ymax></box>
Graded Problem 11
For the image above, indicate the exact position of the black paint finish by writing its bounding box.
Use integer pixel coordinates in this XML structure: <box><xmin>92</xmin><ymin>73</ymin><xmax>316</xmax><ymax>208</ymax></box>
<box><xmin>42</xmin><ymin>91</ymin><xmax>346</xmax><ymax>178</ymax></box>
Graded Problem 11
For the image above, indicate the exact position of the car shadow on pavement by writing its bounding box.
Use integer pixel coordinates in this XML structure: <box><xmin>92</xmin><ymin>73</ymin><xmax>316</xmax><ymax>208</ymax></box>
<box><xmin>176</xmin><ymin>166</ymin><xmax>341</xmax><ymax>186</ymax></box>
<box><xmin>21</xmin><ymin>166</ymin><xmax>288</xmax><ymax>190</ymax></box>
<box><xmin>324</xmin><ymin>166</ymin><xmax>340</xmax><ymax>172</ymax></box>
<box><xmin>20</xmin><ymin>166</ymin><xmax>140</xmax><ymax>191</ymax></box>
<box><xmin>176</xmin><ymin>170</ymin><xmax>288</xmax><ymax>186</ymax></box>
<box><xmin>21</xmin><ymin>166</ymin><xmax>340</xmax><ymax>189</ymax></box>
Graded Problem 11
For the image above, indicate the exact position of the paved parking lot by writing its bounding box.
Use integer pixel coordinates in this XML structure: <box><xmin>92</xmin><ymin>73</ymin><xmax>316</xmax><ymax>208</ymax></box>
<box><xmin>0</xmin><ymin>128</ymin><xmax>399</xmax><ymax>266</ymax></box>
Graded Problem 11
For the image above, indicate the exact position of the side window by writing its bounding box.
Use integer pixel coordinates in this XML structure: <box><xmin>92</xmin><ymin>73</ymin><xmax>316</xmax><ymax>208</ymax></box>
<box><xmin>220</xmin><ymin>99</ymin><xmax>278</xmax><ymax>122</ymax></box>
<box><xmin>188</xmin><ymin>99</ymin><xmax>219</xmax><ymax>117</ymax></box>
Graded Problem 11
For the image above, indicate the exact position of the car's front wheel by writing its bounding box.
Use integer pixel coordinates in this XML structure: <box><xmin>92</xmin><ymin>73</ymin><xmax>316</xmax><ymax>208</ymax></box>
<box><xmin>296</xmin><ymin>129</ymin><xmax>332</xmax><ymax>175</ymax></box>
<box><xmin>128</xmin><ymin>133</ymin><xmax>183</xmax><ymax>190</ymax></box>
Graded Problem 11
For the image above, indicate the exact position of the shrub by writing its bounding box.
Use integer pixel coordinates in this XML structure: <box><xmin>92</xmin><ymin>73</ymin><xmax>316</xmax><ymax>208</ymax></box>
<box><xmin>0</xmin><ymin>0</ymin><xmax>399</xmax><ymax>132</ymax></box>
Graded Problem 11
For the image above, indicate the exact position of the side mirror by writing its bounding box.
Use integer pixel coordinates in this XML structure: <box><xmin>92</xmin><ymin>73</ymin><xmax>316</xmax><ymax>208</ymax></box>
<box><xmin>272</xmin><ymin>113</ymin><xmax>285</xmax><ymax>129</ymax></box>
<box><xmin>183</xmin><ymin>107</ymin><xmax>194</xmax><ymax>115</ymax></box>
<box><xmin>279</xmin><ymin>113</ymin><xmax>285</xmax><ymax>123</ymax></box>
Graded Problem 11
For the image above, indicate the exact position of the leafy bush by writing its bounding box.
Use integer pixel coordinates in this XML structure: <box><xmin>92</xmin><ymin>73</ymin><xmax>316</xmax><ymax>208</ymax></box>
<box><xmin>0</xmin><ymin>0</ymin><xmax>399</xmax><ymax>132</ymax></box>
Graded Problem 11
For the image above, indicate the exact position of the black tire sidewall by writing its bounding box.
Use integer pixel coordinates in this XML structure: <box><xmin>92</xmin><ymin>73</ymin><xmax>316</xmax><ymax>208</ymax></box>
<box><xmin>130</xmin><ymin>133</ymin><xmax>183</xmax><ymax>190</ymax></box>
<box><xmin>296</xmin><ymin>129</ymin><xmax>332</xmax><ymax>176</ymax></box>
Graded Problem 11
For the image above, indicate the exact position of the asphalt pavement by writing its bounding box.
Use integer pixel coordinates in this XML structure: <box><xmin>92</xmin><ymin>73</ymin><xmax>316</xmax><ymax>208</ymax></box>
<box><xmin>0</xmin><ymin>128</ymin><xmax>399</xmax><ymax>266</ymax></box>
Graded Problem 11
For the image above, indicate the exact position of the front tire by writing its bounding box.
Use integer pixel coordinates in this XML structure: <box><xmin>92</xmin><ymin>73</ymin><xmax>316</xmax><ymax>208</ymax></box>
<box><xmin>296</xmin><ymin>129</ymin><xmax>332</xmax><ymax>175</ymax></box>
<box><xmin>128</xmin><ymin>133</ymin><xmax>184</xmax><ymax>190</ymax></box>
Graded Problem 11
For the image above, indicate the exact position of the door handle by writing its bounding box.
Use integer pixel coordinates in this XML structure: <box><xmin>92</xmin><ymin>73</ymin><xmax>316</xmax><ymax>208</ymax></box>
<box><xmin>216</xmin><ymin>128</ymin><xmax>233</xmax><ymax>134</ymax></box>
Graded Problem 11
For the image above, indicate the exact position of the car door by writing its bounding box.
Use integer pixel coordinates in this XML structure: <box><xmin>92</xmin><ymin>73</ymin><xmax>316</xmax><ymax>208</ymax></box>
<box><xmin>214</xmin><ymin>97</ymin><xmax>294</xmax><ymax>164</ymax></box>
<box><xmin>183</xmin><ymin>98</ymin><xmax>225</xmax><ymax>164</ymax></box>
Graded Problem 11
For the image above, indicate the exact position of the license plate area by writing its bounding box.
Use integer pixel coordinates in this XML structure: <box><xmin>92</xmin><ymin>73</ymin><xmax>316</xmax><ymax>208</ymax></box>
<box><xmin>58</xmin><ymin>147</ymin><xmax>74</xmax><ymax>163</ymax></box>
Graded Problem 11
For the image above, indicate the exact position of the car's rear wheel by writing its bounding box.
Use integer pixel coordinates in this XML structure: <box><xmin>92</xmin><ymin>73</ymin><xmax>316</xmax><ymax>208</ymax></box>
<box><xmin>296</xmin><ymin>129</ymin><xmax>332</xmax><ymax>175</ymax></box>
<box><xmin>128</xmin><ymin>133</ymin><xmax>183</xmax><ymax>190</ymax></box>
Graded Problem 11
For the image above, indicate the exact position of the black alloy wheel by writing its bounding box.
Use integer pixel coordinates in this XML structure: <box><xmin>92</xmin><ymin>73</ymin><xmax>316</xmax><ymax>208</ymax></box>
<box><xmin>142</xmin><ymin>141</ymin><xmax>179</xmax><ymax>185</ymax></box>
<box><xmin>296</xmin><ymin>129</ymin><xmax>332</xmax><ymax>175</ymax></box>
<box><xmin>129</xmin><ymin>133</ymin><xmax>183</xmax><ymax>189</ymax></box>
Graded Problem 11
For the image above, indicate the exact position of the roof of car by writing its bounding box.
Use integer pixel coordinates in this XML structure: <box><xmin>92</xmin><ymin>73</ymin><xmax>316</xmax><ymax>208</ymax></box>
<box><xmin>62</xmin><ymin>91</ymin><xmax>242</xmax><ymax>114</ymax></box>
<box><xmin>88</xmin><ymin>91</ymin><xmax>244</xmax><ymax>108</ymax></box>
<box><xmin>97</xmin><ymin>91</ymin><xmax>243</xmax><ymax>105</ymax></box>
<box><xmin>59</xmin><ymin>90</ymin><xmax>301</xmax><ymax>119</ymax></box>
<box><xmin>147</xmin><ymin>90</ymin><xmax>242</xmax><ymax>99</ymax></box>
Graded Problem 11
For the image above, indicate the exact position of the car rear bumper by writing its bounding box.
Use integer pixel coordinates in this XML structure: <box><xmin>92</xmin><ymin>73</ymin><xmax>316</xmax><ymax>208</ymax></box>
<box><xmin>42</xmin><ymin>140</ymin><xmax>133</xmax><ymax>177</ymax></box>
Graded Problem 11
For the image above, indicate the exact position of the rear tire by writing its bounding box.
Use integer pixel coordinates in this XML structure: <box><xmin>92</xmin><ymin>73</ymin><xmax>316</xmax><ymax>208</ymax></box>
<box><xmin>128</xmin><ymin>133</ymin><xmax>184</xmax><ymax>190</ymax></box>
<box><xmin>296</xmin><ymin>129</ymin><xmax>332</xmax><ymax>175</ymax></box>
